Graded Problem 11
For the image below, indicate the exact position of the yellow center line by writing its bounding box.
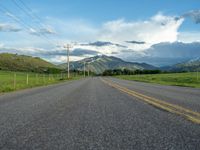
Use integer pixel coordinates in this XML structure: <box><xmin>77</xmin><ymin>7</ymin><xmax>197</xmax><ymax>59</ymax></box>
<box><xmin>101</xmin><ymin>78</ymin><xmax>200</xmax><ymax>124</ymax></box>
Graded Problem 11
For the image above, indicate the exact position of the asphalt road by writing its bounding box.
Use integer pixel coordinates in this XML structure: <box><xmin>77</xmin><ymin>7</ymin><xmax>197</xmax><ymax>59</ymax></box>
<box><xmin>0</xmin><ymin>77</ymin><xmax>200</xmax><ymax>150</ymax></box>
<box><xmin>108</xmin><ymin>77</ymin><xmax>200</xmax><ymax>113</ymax></box>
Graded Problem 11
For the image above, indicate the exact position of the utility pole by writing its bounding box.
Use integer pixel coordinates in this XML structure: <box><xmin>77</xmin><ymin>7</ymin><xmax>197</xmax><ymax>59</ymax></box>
<box><xmin>64</xmin><ymin>44</ymin><xmax>72</xmax><ymax>79</ymax></box>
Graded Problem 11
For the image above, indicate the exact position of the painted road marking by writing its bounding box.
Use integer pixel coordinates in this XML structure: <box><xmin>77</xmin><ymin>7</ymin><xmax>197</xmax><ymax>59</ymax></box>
<box><xmin>101</xmin><ymin>78</ymin><xmax>200</xmax><ymax>124</ymax></box>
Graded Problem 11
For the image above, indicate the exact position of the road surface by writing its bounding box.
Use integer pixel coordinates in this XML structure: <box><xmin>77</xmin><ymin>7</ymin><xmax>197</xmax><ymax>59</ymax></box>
<box><xmin>0</xmin><ymin>77</ymin><xmax>200</xmax><ymax>150</ymax></box>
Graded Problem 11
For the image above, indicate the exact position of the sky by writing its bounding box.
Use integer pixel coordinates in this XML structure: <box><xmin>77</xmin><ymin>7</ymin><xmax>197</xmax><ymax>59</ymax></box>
<box><xmin>0</xmin><ymin>0</ymin><xmax>200</xmax><ymax>66</ymax></box>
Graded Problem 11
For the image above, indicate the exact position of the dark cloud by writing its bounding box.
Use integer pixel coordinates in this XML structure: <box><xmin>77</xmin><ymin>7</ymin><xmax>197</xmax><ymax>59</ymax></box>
<box><xmin>182</xmin><ymin>10</ymin><xmax>200</xmax><ymax>24</ymax></box>
<box><xmin>2</xmin><ymin>41</ymin><xmax>200</xmax><ymax>67</ymax></box>
<box><xmin>125</xmin><ymin>41</ymin><xmax>146</xmax><ymax>44</ymax></box>
<box><xmin>135</xmin><ymin>42</ymin><xmax>200</xmax><ymax>66</ymax></box>
<box><xmin>0</xmin><ymin>47</ymin><xmax>99</xmax><ymax>58</ymax></box>
<box><xmin>119</xmin><ymin>42</ymin><xmax>200</xmax><ymax>67</ymax></box>
<box><xmin>111</xmin><ymin>52</ymin><xmax>119</xmax><ymax>55</ymax></box>
<box><xmin>147</xmin><ymin>42</ymin><xmax>200</xmax><ymax>58</ymax></box>
<box><xmin>174</xmin><ymin>16</ymin><xmax>181</xmax><ymax>21</ymax></box>
<box><xmin>120</xmin><ymin>49</ymin><xmax>134</xmax><ymax>53</ymax></box>
<box><xmin>0</xmin><ymin>47</ymin><xmax>45</xmax><ymax>56</ymax></box>
<box><xmin>81</xmin><ymin>41</ymin><xmax>127</xmax><ymax>48</ymax></box>
<box><xmin>33</xmin><ymin>48</ymin><xmax>99</xmax><ymax>57</ymax></box>
<box><xmin>70</xmin><ymin>49</ymin><xmax>100</xmax><ymax>56</ymax></box>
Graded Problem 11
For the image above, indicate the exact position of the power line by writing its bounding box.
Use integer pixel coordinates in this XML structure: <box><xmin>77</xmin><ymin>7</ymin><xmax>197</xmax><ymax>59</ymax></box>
<box><xmin>0</xmin><ymin>3</ymin><xmax>56</xmax><ymax>46</ymax></box>
<box><xmin>11</xmin><ymin>0</ymin><xmax>59</xmax><ymax>44</ymax></box>
<box><xmin>11</xmin><ymin>0</ymin><xmax>45</xmax><ymax>29</ymax></box>
<box><xmin>18</xmin><ymin>0</ymin><xmax>46</xmax><ymax>27</ymax></box>
<box><xmin>0</xmin><ymin>5</ymin><xmax>31</xmax><ymax>31</ymax></box>
<box><xmin>11</xmin><ymin>0</ymin><xmax>55</xmax><ymax>39</ymax></box>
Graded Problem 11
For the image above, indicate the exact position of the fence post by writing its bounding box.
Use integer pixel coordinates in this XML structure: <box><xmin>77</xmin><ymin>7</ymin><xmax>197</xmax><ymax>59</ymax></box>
<box><xmin>26</xmin><ymin>73</ymin><xmax>29</xmax><ymax>85</ymax></box>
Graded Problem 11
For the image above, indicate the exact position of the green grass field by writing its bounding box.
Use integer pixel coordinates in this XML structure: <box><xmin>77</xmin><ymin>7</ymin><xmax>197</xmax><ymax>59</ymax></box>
<box><xmin>116</xmin><ymin>72</ymin><xmax>200</xmax><ymax>88</ymax></box>
<box><xmin>0</xmin><ymin>71</ymin><xmax>82</xmax><ymax>93</ymax></box>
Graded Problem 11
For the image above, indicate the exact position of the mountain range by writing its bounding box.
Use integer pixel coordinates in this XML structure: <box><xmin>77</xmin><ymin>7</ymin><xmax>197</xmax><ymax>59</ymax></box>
<box><xmin>58</xmin><ymin>55</ymin><xmax>157</xmax><ymax>74</ymax></box>
<box><xmin>0</xmin><ymin>53</ymin><xmax>199</xmax><ymax>74</ymax></box>
<box><xmin>163</xmin><ymin>57</ymin><xmax>200</xmax><ymax>72</ymax></box>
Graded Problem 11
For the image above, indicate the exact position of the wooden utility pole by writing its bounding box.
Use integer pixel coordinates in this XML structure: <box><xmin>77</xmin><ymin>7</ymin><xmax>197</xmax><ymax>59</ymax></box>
<box><xmin>64</xmin><ymin>44</ymin><xmax>72</xmax><ymax>79</ymax></box>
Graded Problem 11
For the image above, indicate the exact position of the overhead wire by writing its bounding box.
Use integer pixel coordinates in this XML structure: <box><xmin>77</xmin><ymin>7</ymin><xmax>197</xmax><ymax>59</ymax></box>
<box><xmin>0</xmin><ymin>1</ymin><xmax>57</xmax><ymax>46</ymax></box>
<box><xmin>12</xmin><ymin>0</ymin><xmax>60</xmax><ymax>46</ymax></box>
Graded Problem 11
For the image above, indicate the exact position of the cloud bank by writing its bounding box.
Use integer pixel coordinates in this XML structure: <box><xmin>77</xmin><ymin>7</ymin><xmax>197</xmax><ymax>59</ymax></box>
<box><xmin>1</xmin><ymin>10</ymin><xmax>200</xmax><ymax>65</ymax></box>
<box><xmin>121</xmin><ymin>42</ymin><xmax>200</xmax><ymax>66</ymax></box>
<box><xmin>97</xmin><ymin>13</ymin><xmax>184</xmax><ymax>51</ymax></box>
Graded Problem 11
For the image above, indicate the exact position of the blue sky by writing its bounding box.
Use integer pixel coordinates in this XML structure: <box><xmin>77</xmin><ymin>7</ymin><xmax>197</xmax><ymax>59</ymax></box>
<box><xmin>3</xmin><ymin>0</ymin><xmax>200</xmax><ymax>26</ymax></box>
<box><xmin>0</xmin><ymin>0</ymin><xmax>200</xmax><ymax>65</ymax></box>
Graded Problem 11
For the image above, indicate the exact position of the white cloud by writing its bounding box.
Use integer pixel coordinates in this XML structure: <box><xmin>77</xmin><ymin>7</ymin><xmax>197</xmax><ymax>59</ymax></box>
<box><xmin>29</xmin><ymin>27</ymin><xmax>56</xmax><ymax>36</ymax></box>
<box><xmin>74</xmin><ymin>44</ymin><xmax>122</xmax><ymax>55</ymax></box>
<box><xmin>178</xmin><ymin>32</ymin><xmax>200</xmax><ymax>43</ymax></box>
<box><xmin>98</xmin><ymin>13</ymin><xmax>184</xmax><ymax>51</ymax></box>
<box><xmin>1</xmin><ymin>12</ymin><xmax>185</xmax><ymax>62</ymax></box>
<box><xmin>0</xmin><ymin>11</ymin><xmax>198</xmax><ymax>63</ymax></box>
<box><xmin>64</xmin><ymin>13</ymin><xmax>185</xmax><ymax>58</ymax></box>
<box><xmin>0</xmin><ymin>23</ymin><xmax>21</xmax><ymax>32</ymax></box>
<box><xmin>48</xmin><ymin>56</ymin><xmax>83</xmax><ymax>63</ymax></box>
<box><xmin>39</xmin><ymin>27</ymin><xmax>56</xmax><ymax>34</ymax></box>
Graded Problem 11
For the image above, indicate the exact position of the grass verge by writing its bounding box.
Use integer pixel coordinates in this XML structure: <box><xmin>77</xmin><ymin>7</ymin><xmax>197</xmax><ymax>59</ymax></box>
<box><xmin>115</xmin><ymin>72</ymin><xmax>200</xmax><ymax>88</ymax></box>
<box><xmin>0</xmin><ymin>71</ymin><xmax>82</xmax><ymax>93</ymax></box>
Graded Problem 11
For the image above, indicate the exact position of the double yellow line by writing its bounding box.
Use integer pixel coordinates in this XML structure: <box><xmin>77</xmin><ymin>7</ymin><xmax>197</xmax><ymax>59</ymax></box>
<box><xmin>101</xmin><ymin>78</ymin><xmax>200</xmax><ymax>124</ymax></box>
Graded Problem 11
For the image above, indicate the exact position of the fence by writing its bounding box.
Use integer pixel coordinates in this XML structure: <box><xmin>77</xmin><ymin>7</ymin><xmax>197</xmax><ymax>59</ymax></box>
<box><xmin>0</xmin><ymin>71</ymin><xmax>71</xmax><ymax>92</ymax></box>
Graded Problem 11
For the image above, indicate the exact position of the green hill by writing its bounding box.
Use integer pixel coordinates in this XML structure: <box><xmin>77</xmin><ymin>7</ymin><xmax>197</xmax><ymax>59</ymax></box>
<box><xmin>164</xmin><ymin>57</ymin><xmax>200</xmax><ymax>72</ymax></box>
<box><xmin>0</xmin><ymin>53</ymin><xmax>61</xmax><ymax>73</ymax></box>
<box><xmin>59</xmin><ymin>55</ymin><xmax>157</xmax><ymax>74</ymax></box>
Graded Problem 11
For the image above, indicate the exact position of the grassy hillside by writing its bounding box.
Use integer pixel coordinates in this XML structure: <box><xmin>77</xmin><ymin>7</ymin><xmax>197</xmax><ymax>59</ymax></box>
<box><xmin>116</xmin><ymin>72</ymin><xmax>200</xmax><ymax>88</ymax></box>
<box><xmin>59</xmin><ymin>55</ymin><xmax>156</xmax><ymax>74</ymax></box>
<box><xmin>0</xmin><ymin>53</ymin><xmax>61</xmax><ymax>73</ymax></box>
<box><xmin>163</xmin><ymin>58</ymin><xmax>200</xmax><ymax>72</ymax></box>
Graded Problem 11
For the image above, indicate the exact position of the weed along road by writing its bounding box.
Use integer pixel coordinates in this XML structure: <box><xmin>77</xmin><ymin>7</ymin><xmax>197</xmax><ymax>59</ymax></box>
<box><xmin>0</xmin><ymin>77</ymin><xmax>200</xmax><ymax>150</ymax></box>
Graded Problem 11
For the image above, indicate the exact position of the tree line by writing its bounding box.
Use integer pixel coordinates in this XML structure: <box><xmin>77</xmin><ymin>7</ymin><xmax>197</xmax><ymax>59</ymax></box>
<box><xmin>102</xmin><ymin>69</ymin><xmax>161</xmax><ymax>76</ymax></box>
